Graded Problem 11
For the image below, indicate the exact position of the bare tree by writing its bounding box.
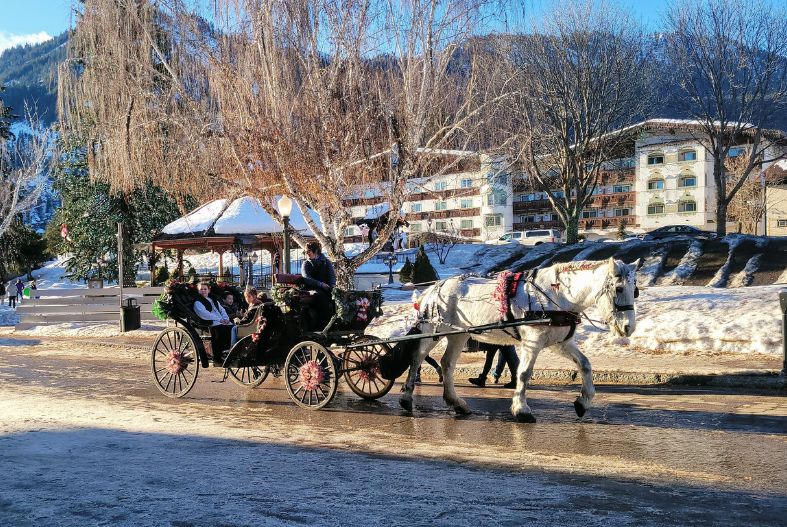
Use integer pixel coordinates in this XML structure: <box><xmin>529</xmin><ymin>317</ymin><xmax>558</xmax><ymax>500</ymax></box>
<box><xmin>725</xmin><ymin>151</ymin><xmax>779</xmax><ymax>234</ymax></box>
<box><xmin>665</xmin><ymin>0</ymin><xmax>787</xmax><ymax>236</ymax></box>
<box><xmin>0</xmin><ymin>111</ymin><xmax>51</xmax><ymax>237</ymax></box>
<box><xmin>502</xmin><ymin>1</ymin><xmax>652</xmax><ymax>244</ymax></box>
<box><xmin>60</xmin><ymin>0</ymin><xmax>507</xmax><ymax>288</ymax></box>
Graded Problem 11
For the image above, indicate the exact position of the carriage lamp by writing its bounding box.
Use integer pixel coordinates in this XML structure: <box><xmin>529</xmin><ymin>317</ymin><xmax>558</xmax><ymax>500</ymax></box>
<box><xmin>385</xmin><ymin>254</ymin><xmax>398</xmax><ymax>284</ymax></box>
<box><xmin>278</xmin><ymin>195</ymin><xmax>293</xmax><ymax>274</ymax></box>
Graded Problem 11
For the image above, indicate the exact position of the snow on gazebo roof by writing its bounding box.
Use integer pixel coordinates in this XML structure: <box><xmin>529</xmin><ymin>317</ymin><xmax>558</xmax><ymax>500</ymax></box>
<box><xmin>159</xmin><ymin>196</ymin><xmax>321</xmax><ymax>237</ymax></box>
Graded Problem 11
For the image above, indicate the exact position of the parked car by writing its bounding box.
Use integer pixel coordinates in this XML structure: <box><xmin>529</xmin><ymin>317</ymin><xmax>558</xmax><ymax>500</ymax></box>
<box><xmin>639</xmin><ymin>225</ymin><xmax>717</xmax><ymax>241</ymax></box>
<box><xmin>490</xmin><ymin>229</ymin><xmax>563</xmax><ymax>246</ymax></box>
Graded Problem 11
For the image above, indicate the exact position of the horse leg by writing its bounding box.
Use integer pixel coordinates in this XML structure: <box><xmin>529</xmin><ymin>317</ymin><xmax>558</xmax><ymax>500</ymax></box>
<box><xmin>440</xmin><ymin>334</ymin><xmax>471</xmax><ymax>415</ymax></box>
<box><xmin>511</xmin><ymin>339</ymin><xmax>542</xmax><ymax>423</ymax></box>
<box><xmin>398</xmin><ymin>338</ymin><xmax>438</xmax><ymax>412</ymax></box>
<box><xmin>554</xmin><ymin>340</ymin><xmax>595</xmax><ymax>417</ymax></box>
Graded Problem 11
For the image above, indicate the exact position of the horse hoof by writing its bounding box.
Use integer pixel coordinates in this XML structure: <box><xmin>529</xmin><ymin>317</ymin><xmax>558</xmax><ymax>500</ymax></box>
<box><xmin>515</xmin><ymin>413</ymin><xmax>536</xmax><ymax>423</ymax></box>
<box><xmin>454</xmin><ymin>405</ymin><xmax>472</xmax><ymax>416</ymax></box>
<box><xmin>574</xmin><ymin>399</ymin><xmax>587</xmax><ymax>418</ymax></box>
<box><xmin>399</xmin><ymin>398</ymin><xmax>413</xmax><ymax>412</ymax></box>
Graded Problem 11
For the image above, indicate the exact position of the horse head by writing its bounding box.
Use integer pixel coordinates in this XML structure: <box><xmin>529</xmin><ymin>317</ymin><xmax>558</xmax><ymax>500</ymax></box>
<box><xmin>595</xmin><ymin>258</ymin><xmax>640</xmax><ymax>337</ymax></box>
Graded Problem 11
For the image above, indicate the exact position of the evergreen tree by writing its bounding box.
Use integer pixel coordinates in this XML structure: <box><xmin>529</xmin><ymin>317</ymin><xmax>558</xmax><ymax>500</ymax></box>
<box><xmin>398</xmin><ymin>256</ymin><xmax>413</xmax><ymax>283</ymax></box>
<box><xmin>412</xmin><ymin>246</ymin><xmax>438</xmax><ymax>284</ymax></box>
<box><xmin>0</xmin><ymin>85</ymin><xmax>15</xmax><ymax>141</ymax></box>
<box><xmin>49</xmin><ymin>136</ymin><xmax>190</xmax><ymax>284</ymax></box>
<box><xmin>0</xmin><ymin>218</ymin><xmax>49</xmax><ymax>281</ymax></box>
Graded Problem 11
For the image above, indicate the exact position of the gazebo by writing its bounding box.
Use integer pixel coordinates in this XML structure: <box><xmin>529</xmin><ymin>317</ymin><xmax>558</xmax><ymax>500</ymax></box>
<box><xmin>150</xmin><ymin>196</ymin><xmax>318</xmax><ymax>287</ymax></box>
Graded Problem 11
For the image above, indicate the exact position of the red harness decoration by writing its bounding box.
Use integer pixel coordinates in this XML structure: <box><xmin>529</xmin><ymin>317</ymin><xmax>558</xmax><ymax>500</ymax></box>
<box><xmin>492</xmin><ymin>270</ymin><xmax>525</xmax><ymax>320</ymax></box>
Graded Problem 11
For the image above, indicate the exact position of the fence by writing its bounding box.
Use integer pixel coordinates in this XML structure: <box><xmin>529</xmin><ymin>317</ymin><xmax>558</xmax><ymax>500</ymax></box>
<box><xmin>14</xmin><ymin>287</ymin><xmax>165</xmax><ymax>330</ymax></box>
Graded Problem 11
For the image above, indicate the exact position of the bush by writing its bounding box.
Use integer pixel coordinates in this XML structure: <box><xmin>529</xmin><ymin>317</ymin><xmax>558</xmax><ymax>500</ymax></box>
<box><xmin>153</xmin><ymin>266</ymin><xmax>170</xmax><ymax>285</ymax></box>
<box><xmin>412</xmin><ymin>246</ymin><xmax>438</xmax><ymax>284</ymax></box>
<box><xmin>398</xmin><ymin>257</ymin><xmax>413</xmax><ymax>283</ymax></box>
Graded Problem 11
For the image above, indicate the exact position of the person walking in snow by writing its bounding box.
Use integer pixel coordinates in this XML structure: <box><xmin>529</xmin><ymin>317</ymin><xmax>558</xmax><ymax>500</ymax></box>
<box><xmin>15</xmin><ymin>279</ymin><xmax>24</xmax><ymax>303</ymax></box>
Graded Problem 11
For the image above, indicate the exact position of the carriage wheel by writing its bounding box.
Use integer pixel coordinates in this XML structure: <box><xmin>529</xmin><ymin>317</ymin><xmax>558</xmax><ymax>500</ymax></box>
<box><xmin>342</xmin><ymin>336</ymin><xmax>395</xmax><ymax>400</ymax></box>
<box><xmin>284</xmin><ymin>341</ymin><xmax>338</xmax><ymax>410</ymax></box>
<box><xmin>227</xmin><ymin>365</ymin><xmax>269</xmax><ymax>388</ymax></box>
<box><xmin>150</xmin><ymin>327</ymin><xmax>199</xmax><ymax>398</ymax></box>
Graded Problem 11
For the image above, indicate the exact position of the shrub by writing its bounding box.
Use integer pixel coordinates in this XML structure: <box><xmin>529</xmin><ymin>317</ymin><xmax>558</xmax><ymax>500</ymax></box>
<box><xmin>153</xmin><ymin>266</ymin><xmax>170</xmax><ymax>285</ymax></box>
<box><xmin>412</xmin><ymin>245</ymin><xmax>438</xmax><ymax>284</ymax></box>
<box><xmin>398</xmin><ymin>257</ymin><xmax>413</xmax><ymax>283</ymax></box>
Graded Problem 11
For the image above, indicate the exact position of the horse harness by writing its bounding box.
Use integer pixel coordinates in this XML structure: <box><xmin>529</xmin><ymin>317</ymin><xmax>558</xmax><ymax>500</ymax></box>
<box><xmin>500</xmin><ymin>269</ymin><xmax>582</xmax><ymax>342</ymax></box>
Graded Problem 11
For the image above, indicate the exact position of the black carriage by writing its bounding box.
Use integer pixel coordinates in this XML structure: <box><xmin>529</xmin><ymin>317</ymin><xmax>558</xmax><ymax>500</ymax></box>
<box><xmin>149</xmin><ymin>276</ymin><xmax>395</xmax><ymax>409</ymax></box>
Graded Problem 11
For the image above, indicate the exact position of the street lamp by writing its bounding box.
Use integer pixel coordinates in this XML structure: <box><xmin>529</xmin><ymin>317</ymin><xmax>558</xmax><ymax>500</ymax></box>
<box><xmin>278</xmin><ymin>195</ymin><xmax>293</xmax><ymax>274</ymax></box>
<box><xmin>385</xmin><ymin>254</ymin><xmax>398</xmax><ymax>284</ymax></box>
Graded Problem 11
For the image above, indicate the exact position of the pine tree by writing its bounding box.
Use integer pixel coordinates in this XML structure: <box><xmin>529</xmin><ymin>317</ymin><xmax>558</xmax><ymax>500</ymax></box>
<box><xmin>412</xmin><ymin>246</ymin><xmax>438</xmax><ymax>284</ymax></box>
<box><xmin>0</xmin><ymin>218</ymin><xmax>48</xmax><ymax>281</ymax></box>
<box><xmin>398</xmin><ymin>256</ymin><xmax>413</xmax><ymax>283</ymax></box>
<box><xmin>49</xmin><ymin>136</ymin><xmax>190</xmax><ymax>284</ymax></box>
<box><xmin>0</xmin><ymin>85</ymin><xmax>16</xmax><ymax>141</ymax></box>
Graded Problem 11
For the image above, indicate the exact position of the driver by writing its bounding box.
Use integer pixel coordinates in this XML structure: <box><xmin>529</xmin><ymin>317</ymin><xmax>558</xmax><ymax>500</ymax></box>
<box><xmin>300</xmin><ymin>241</ymin><xmax>336</xmax><ymax>330</ymax></box>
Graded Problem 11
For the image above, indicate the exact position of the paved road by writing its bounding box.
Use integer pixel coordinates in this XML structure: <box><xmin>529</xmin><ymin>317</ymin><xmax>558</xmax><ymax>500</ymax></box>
<box><xmin>0</xmin><ymin>333</ymin><xmax>785</xmax><ymax>526</ymax></box>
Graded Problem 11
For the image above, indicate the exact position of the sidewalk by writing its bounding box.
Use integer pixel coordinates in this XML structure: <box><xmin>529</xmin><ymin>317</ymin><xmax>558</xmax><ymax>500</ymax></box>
<box><xmin>419</xmin><ymin>348</ymin><xmax>786</xmax><ymax>389</ymax></box>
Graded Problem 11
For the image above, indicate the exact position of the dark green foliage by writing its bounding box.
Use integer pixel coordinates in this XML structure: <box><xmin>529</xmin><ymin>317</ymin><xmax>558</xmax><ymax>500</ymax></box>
<box><xmin>398</xmin><ymin>256</ymin><xmax>413</xmax><ymax>283</ymax></box>
<box><xmin>0</xmin><ymin>85</ymin><xmax>15</xmax><ymax>140</ymax></box>
<box><xmin>187</xmin><ymin>267</ymin><xmax>198</xmax><ymax>284</ymax></box>
<box><xmin>48</xmin><ymin>136</ymin><xmax>190</xmax><ymax>283</ymax></box>
<box><xmin>412</xmin><ymin>246</ymin><xmax>438</xmax><ymax>284</ymax></box>
<box><xmin>0</xmin><ymin>218</ymin><xmax>49</xmax><ymax>281</ymax></box>
<box><xmin>153</xmin><ymin>266</ymin><xmax>170</xmax><ymax>285</ymax></box>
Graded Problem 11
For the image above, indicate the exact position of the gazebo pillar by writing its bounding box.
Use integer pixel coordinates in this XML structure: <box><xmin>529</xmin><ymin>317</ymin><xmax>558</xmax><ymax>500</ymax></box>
<box><xmin>218</xmin><ymin>251</ymin><xmax>224</xmax><ymax>280</ymax></box>
<box><xmin>177</xmin><ymin>250</ymin><xmax>184</xmax><ymax>278</ymax></box>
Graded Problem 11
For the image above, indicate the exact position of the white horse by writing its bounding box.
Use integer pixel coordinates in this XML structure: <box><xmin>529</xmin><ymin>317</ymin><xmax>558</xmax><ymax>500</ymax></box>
<box><xmin>399</xmin><ymin>258</ymin><xmax>640</xmax><ymax>422</ymax></box>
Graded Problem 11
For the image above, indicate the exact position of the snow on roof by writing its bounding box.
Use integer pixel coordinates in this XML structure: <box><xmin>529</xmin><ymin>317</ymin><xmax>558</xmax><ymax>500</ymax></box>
<box><xmin>160</xmin><ymin>196</ymin><xmax>322</xmax><ymax>237</ymax></box>
<box><xmin>364</xmin><ymin>202</ymin><xmax>391</xmax><ymax>220</ymax></box>
<box><xmin>161</xmin><ymin>199</ymin><xmax>228</xmax><ymax>235</ymax></box>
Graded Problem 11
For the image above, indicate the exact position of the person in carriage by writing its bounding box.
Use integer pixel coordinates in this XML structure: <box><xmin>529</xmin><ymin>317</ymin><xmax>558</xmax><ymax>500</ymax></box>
<box><xmin>300</xmin><ymin>241</ymin><xmax>336</xmax><ymax>331</ymax></box>
<box><xmin>193</xmin><ymin>281</ymin><xmax>234</xmax><ymax>365</ymax></box>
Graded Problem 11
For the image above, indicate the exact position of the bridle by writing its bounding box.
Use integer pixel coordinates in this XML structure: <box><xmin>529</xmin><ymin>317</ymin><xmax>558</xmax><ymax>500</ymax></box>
<box><xmin>595</xmin><ymin>272</ymin><xmax>639</xmax><ymax>325</ymax></box>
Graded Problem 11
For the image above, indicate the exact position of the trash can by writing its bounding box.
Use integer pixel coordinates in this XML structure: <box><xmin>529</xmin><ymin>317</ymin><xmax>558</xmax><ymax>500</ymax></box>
<box><xmin>120</xmin><ymin>298</ymin><xmax>141</xmax><ymax>332</ymax></box>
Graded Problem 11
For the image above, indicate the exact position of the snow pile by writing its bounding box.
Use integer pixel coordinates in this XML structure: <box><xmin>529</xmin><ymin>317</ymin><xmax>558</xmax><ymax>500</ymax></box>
<box><xmin>636</xmin><ymin>248</ymin><xmax>666</xmax><ymax>287</ymax></box>
<box><xmin>21</xmin><ymin>322</ymin><xmax>163</xmax><ymax>338</ymax></box>
<box><xmin>729</xmin><ymin>237</ymin><xmax>769</xmax><ymax>288</ymax></box>
<box><xmin>660</xmin><ymin>240</ymin><xmax>702</xmax><ymax>285</ymax></box>
<box><xmin>578</xmin><ymin>284</ymin><xmax>785</xmax><ymax>356</ymax></box>
<box><xmin>0</xmin><ymin>305</ymin><xmax>19</xmax><ymax>326</ymax></box>
<box><xmin>28</xmin><ymin>256</ymin><xmax>89</xmax><ymax>290</ymax></box>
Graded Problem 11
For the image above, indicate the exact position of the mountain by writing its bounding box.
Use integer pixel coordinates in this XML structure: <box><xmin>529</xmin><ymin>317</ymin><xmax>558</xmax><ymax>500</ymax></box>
<box><xmin>0</xmin><ymin>32</ymin><xmax>68</xmax><ymax>124</ymax></box>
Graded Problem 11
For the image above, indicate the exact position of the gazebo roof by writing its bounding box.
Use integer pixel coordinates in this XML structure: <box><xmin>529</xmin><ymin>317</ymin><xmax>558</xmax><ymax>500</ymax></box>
<box><xmin>152</xmin><ymin>196</ymin><xmax>321</xmax><ymax>250</ymax></box>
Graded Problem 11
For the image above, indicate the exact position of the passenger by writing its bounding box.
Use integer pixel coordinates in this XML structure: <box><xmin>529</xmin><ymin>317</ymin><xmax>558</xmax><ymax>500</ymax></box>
<box><xmin>222</xmin><ymin>291</ymin><xmax>240</xmax><ymax>319</ymax></box>
<box><xmin>193</xmin><ymin>281</ymin><xmax>233</xmax><ymax>365</ymax></box>
<box><xmin>300</xmin><ymin>241</ymin><xmax>336</xmax><ymax>331</ymax></box>
<box><xmin>231</xmin><ymin>287</ymin><xmax>263</xmax><ymax>346</ymax></box>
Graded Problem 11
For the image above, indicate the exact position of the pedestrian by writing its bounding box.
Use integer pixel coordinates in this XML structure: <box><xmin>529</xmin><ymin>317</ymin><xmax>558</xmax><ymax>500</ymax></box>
<box><xmin>468</xmin><ymin>341</ymin><xmax>519</xmax><ymax>389</ymax></box>
<box><xmin>0</xmin><ymin>281</ymin><xmax>5</xmax><ymax>305</ymax></box>
<box><xmin>15</xmin><ymin>279</ymin><xmax>24</xmax><ymax>304</ymax></box>
<box><xmin>29</xmin><ymin>280</ymin><xmax>37</xmax><ymax>299</ymax></box>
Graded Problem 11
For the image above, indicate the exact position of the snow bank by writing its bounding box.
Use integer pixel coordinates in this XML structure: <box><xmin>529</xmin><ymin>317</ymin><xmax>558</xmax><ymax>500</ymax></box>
<box><xmin>578</xmin><ymin>284</ymin><xmax>785</xmax><ymax>356</ymax></box>
<box><xmin>20</xmin><ymin>322</ymin><xmax>164</xmax><ymax>338</ymax></box>
<box><xmin>660</xmin><ymin>240</ymin><xmax>702</xmax><ymax>285</ymax></box>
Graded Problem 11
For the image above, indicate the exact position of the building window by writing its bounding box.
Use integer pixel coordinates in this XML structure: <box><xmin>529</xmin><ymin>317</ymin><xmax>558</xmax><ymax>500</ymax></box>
<box><xmin>777</xmin><ymin>219</ymin><xmax>787</xmax><ymax>228</ymax></box>
<box><xmin>486</xmin><ymin>191</ymin><xmax>507</xmax><ymax>206</ymax></box>
<box><xmin>410</xmin><ymin>203</ymin><xmax>422</xmax><ymax>213</ymax></box>
<box><xmin>614</xmin><ymin>208</ymin><xmax>631</xmax><ymax>217</ymax></box>
<box><xmin>460</xmin><ymin>219</ymin><xmax>474</xmax><ymax>229</ymax></box>
<box><xmin>435</xmin><ymin>201</ymin><xmax>448</xmax><ymax>211</ymax></box>
<box><xmin>460</xmin><ymin>178</ymin><xmax>473</xmax><ymax>188</ymax></box>
<box><xmin>519</xmin><ymin>215</ymin><xmax>536</xmax><ymax>223</ymax></box>
<box><xmin>344</xmin><ymin>227</ymin><xmax>356</xmax><ymax>236</ymax></box>
<box><xmin>434</xmin><ymin>181</ymin><xmax>448</xmax><ymax>191</ymax></box>
<box><xmin>485</xmin><ymin>215</ymin><xmax>502</xmax><ymax>227</ymax></box>
<box><xmin>435</xmin><ymin>221</ymin><xmax>449</xmax><ymax>232</ymax></box>
<box><xmin>460</xmin><ymin>198</ymin><xmax>473</xmax><ymax>209</ymax></box>
<box><xmin>612</xmin><ymin>184</ymin><xmax>632</xmax><ymax>193</ymax></box>
<box><xmin>581</xmin><ymin>210</ymin><xmax>599</xmax><ymax>219</ymax></box>
<box><xmin>679</xmin><ymin>149</ymin><xmax>697</xmax><ymax>162</ymax></box>
<box><xmin>678</xmin><ymin>175</ymin><xmax>697</xmax><ymax>188</ymax></box>
<box><xmin>647</xmin><ymin>178</ymin><xmax>665</xmax><ymax>190</ymax></box>
<box><xmin>678</xmin><ymin>200</ymin><xmax>697</xmax><ymax>213</ymax></box>
<box><xmin>409</xmin><ymin>223</ymin><xmax>422</xmax><ymax>233</ymax></box>
<box><xmin>647</xmin><ymin>153</ymin><xmax>664</xmax><ymax>165</ymax></box>
<box><xmin>728</xmin><ymin>147</ymin><xmax>745</xmax><ymax>158</ymax></box>
<box><xmin>647</xmin><ymin>203</ymin><xmax>665</xmax><ymax>215</ymax></box>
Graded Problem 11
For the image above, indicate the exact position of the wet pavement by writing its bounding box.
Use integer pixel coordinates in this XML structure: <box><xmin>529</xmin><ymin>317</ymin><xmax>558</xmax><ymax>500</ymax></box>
<box><xmin>0</xmin><ymin>334</ymin><xmax>786</xmax><ymax>525</ymax></box>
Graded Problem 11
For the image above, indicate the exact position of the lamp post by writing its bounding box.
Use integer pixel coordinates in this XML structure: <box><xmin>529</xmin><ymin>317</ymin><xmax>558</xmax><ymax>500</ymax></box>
<box><xmin>250</xmin><ymin>252</ymin><xmax>259</xmax><ymax>286</ymax></box>
<box><xmin>278</xmin><ymin>195</ymin><xmax>293</xmax><ymax>274</ymax></box>
<box><xmin>385</xmin><ymin>254</ymin><xmax>398</xmax><ymax>284</ymax></box>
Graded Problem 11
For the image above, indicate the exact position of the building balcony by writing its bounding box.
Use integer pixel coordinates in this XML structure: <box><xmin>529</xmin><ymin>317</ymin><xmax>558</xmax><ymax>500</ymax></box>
<box><xmin>512</xmin><ymin>220</ymin><xmax>564</xmax><ymax>231</ymax></box>
<box><xmin>403</xmin><ymin>207</ymin><xmax>480</xmax><ymax>221</ymax></box>
<box><xmin>513</xmin><ymin>199</ymin><xmax>553</xmax><ymax>212</ymax></box>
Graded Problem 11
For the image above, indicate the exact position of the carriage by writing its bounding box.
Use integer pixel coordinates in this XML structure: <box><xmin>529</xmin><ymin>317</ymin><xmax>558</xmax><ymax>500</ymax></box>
<box><xmin>149</xmin><ymin>275</ymin><xmax>395</xmax><ymax>409</ymax></box>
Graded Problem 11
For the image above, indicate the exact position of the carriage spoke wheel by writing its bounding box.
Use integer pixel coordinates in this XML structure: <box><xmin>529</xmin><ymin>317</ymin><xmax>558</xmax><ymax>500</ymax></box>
<box><xmin>150</xmin><ymin>327</ymin><xmax>199</xmax><ymax>398</ymax></box>
<box><xmin>342</xmin><ymin>337</ymin><xmax>395</xmax><ymax>400</ymax></box>
<box><xmin>284</xmin><ymin>341</ymin><xmax>338</xmax><ymax>410</ymax></box>
<box><xmin>227</xmin><ymin>365</ymin><xmax>269</xmax><ymax>388</ymax></box>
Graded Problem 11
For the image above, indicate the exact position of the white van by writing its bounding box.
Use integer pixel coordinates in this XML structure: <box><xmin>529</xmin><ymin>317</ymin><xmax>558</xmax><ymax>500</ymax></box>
<box><xmin>490</xmin><ymin>229</ymin><xmax>563</xmax><ymax>246</ymax></box>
